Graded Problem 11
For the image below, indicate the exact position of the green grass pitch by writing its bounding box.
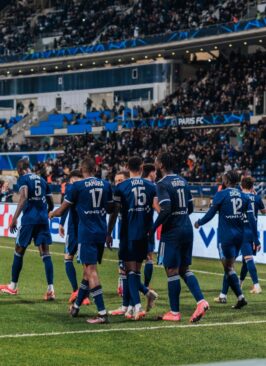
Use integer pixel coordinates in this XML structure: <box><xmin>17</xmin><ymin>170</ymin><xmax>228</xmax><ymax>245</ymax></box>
<box><xmin>0</xmin><ymin>237</ymin><xmax>266</xmax><ymax>366</ymax></box>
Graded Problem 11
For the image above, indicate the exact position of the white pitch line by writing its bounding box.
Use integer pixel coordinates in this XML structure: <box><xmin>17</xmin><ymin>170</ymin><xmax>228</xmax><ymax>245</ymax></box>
<box><xmin>0</xmin><ymin>245</ymin><xmax>266</xmax><ymax>282</ymax></box>
<box><xmin>1</xmin><ymin>319</ymin><xmax>266</xmax><ymax>339</ymax></box>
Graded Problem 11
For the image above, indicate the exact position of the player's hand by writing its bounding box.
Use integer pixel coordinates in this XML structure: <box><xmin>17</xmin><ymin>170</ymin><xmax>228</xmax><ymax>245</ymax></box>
<box><xmin>194</xmin><ymin>221</ymin><xmax>200</xmax><ymax>229</ymax></box>
<box><xmin>9</xmin><ymin>219</ymin><xmax>17</xmax><ymax>234</ymax></box>
<box><xmin>253</xmin><ymin>242</ymin><xmax>261</xmax><ymax>253</ymax></box>
<box><xmin>59</xmin><ymin>224</ymin><xmax>65</xmax><ymax>238</ymax></box>
<box><xmin>106</xmin><ymin>234</ymin><xmax>113</xmax><ymax>250</ymax></box>
<box><xmin>48</xmin><ymin>211</ymin><xmax>55</xmax><ymax>220</ymax></box>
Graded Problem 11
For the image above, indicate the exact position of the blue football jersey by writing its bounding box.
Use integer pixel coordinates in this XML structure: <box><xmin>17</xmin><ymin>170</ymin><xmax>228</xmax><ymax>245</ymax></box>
<box><xmin>113</xmin><ymin>177</ymin><xmax>156</xmax><ymax>241</ymax></box>
<box><xmin>198</xmin><ymin>188</ymin><xmax>256</xmax><ymax>244</ymax></box>
<box><xmin>65</xmin><ymin>177</ymin><xmax>113</xmax><ymax>242</ymax></box>
<box><xmin>17</xmin><ymin>173</ymin><xmax>52</xmax><ymax>225</ymax></box>
<box><xmin>60</xmin><ymin>184</ymin><xmax>79</xmax><ymax>236</ymax></box>
<box><xmin>243</xmin><ymin>192</ymin><xmax>264</xmax><ymax>236</ymax></box>
<box><xmin>156</xmin><ymin>174</ymin><xmax>193</xmax><ymax>235</ymax></box>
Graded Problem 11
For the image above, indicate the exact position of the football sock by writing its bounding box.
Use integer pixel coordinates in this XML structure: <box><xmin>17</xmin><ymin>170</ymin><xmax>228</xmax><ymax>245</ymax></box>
<box><xmin>121</xmin><ymin>274</ymin><xmax>130</xmax><ymax>307</ymax></box>
<box><xmin>65</xmin><ymin>259</ymin><xmax>78</xmax><ymax>291</ymax></box>
<box><xmin>11</xmin><ymin>252</ymin><xmax>23</xmax><ymax>284</ymax></box>
<box><xmin>227</xmin><ymin>270</ymin><xmax>242</xmax><ymax>297</ymax></box>
<box><xmin>240</xmin><ymin>260</ymin><xmax>248</xmax><ymax>282</ymax></box>
<box><xmin>91</xmin><ymin>285</ymin><xmax>106</xmax><ymax>315</ymax></box>
<box><xmin>75</xmin><ymin>279</ymin><xmax>89</xmax><ymax>308</ymax></box>
<box><xmin>144</xmin><ymin>260</ymin><xmax>153</xmax><ymax>287</ymax></box>
<box><xmin>136</xmin><ymin>272</ymin><xmax>149</xmax><ymax>295</ymax></box>
<box><xmin>128</xmin><ymin>271</ymin><xmax>141</xmax><ymax>306</ymax></box>
<box><xmin>246</xmin><ymin>258</ymin><xmax>259</xmax><ymax>285</ymax></box>
<box><xmin>167</xmin><ymin>274</ymin><xmax>181</xmax><ymax>313</ymax></box>
<box><xmin>42</xmin><ymin>254</ymin><xmax>54</xmax><ymax>286</ymax></box>
<box><xmin>182</xmin><ymin>271</ymin><xmax>204</xmax><ymax>302</ymax></box>
<box><xmin>221</xmin><ymin>273</ymin><xmax>229</xmax><ymax>296</ymax></box>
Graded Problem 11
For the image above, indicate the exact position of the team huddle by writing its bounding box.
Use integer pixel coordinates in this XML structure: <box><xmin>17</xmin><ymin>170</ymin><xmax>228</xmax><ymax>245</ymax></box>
<box><xmin>0</xmin><ymin>154</ymin><xmax>264</xmax><ymax>324</ymax></box>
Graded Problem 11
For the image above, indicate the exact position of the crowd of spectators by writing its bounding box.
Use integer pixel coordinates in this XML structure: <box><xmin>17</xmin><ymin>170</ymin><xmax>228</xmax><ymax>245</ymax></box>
<box><xmin>29</xmin><ymin>120</ymin><xmax>266</xmax><ymax>184</ymax></box>
<box><xmin>0</xmin><ymin>0</ymin><xmax>256</xmax><ymax>56</ymax></box>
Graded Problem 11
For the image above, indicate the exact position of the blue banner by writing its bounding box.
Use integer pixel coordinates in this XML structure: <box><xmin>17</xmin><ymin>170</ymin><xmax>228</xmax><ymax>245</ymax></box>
<box><xmin>0</xmin><ymin>151</ymin><xmax>62</xmax><ymax>170</ymax></box>
<box><xmin>0</xmin><ymin>17</ymin><xmax>265</xmax><ymax>64</ymax></box>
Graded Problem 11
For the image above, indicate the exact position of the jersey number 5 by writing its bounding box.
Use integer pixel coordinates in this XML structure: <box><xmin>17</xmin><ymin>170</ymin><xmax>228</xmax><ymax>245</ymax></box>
<box><xmin>132</xmin><ymin>187</ymin><xmax>146</xmax><ymax>206</ymax></box>
<box><xmin>35</xmin><ymin>180</ymin><xmax>42</xmax><ymax>196</ymax></box>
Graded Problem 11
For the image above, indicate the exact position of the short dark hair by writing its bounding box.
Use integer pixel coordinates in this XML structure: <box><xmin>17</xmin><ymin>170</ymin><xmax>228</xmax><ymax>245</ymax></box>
<box><xmin>128</xmin><ymin>156</ymin><xmax>142</xmax><ymax>172</ymax></box>
<box><xmin>116</xmin><ymin>170</ymin><xmax>130</xmax><ymax>179</ymax></box>
<box><xmin>81</xmin><ymin>158</ymin><xmax>96</xmax><ymax>174</ymax></box>
<box><xmin>142</xmin><ymin>164</ymin><xmax>156</xmax><ymax>178</ymax></box>
<box><xmin>157</xmin><ymin>152</ymin><xmax>175</xmax><ymax>172</ymax></box>
<box><xmin>241</xmin><ymin>176</ymin><xmax>254</xmax><ymax>190</ymax></box>
<box><xmin>225</xmin><ymin>170</ymin><xmax>239</xmax><ymax>186</ymax></box>
<box><xmin>17</xmin><ymin>158</ymin><xmax>30</xmax><ymax>171</ymax></box>
<box><xmin>69</xmin><ymin>169</ymin><xmax>83</xmax><ymax>179</ymax></box>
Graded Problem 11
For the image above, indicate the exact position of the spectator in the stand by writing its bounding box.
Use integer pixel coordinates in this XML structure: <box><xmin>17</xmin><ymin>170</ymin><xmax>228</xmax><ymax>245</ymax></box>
<box><xmin>0</xmin><ymin>180</ymin><xmax>13</xmax><ymax>202</ymax></box>
<box><xmin>86</xmin><ymin>97</ymin><xmax>93</xmax><ymax>112</ymax></box>
<box><xmin>29</xmin><ymin>101</ymin><xmax>34</xmax><ymax>113</ymax></box>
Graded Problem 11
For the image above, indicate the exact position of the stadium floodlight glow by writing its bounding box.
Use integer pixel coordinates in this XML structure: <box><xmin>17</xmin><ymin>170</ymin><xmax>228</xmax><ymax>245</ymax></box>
<box><xmin>31</xmin><ymin>68</ymin><xmax>34</xmax><ymax>72</ymax></box>
<box><xmin>229</xmin><ymin>44</ymin><xmax>232</xmax><ymax>47</ymax></box>
<box><xmin>214</xmin><ymin>46</ymin><xmax>218</xmax><ymax>50</ymax></box>
<box><xmin>105</xmin><ymin>60</ymin><xmax>109</xmax><ymax>64</ymax></box>
<box><xmin>55</xmin><ymin>66</ymin><xmax>58</xmax><ymax>69</ymax></box>
<box><xmin>158</xmin><ymin>53</ymin><xmax>162</xmax><ymax>57</ymax></box>
<box><xmin>67</xmin><ymin>64</ymin><xmax>71</xmax><ymax>68</ymax></box>
<box><xmin>18</xmin><ymin>70</ymin><xmax>22</xmax><ymax>73</ymax></box>
<box><xmin>43</xmin><ymin>67</ymin><xmax>46</xmax><ymax>71</ymax></box>
<box><xmin>80</xmin><ymin>63</ymin><xmax>83</xmax><ymax>66</ymax></box>
<box><xmin>144</xmin><ymin>55</ymin><xmax>148</xmax><ymax>59</ymax></box>
<box><xmin>118</xmin><ymin>59</ymin><xmax>122</xmax><ymax>62</ymax></box>
<box><xmin>171</xmin><ymin>52</ymin><xmax>175</xmax><ymax>55</ymax></box>
<box><xmin>244</xmin><ymin>41</ymin><xmax>247</xmax><ymax>45</ymax></box>
<box><xmin>131</xmin><ymin>57</ymin><xmax>135</xmax><ymax>60</ymax></box>
<box><xmin>82</xmin><ymin>18</ymin><xmax>85</xmax><ymax>22</ymax></box>
<box><xmin>200</xmin><ymin>48</ymin><xmax>204</xmax><ymax>52</ymax></box>
<box><xmin>259</xmin><ymin>39</ymin><xmax>263</xmax><ymax>43</ymax></box>
<box><xmin>92</xmin><ymin>61</ymin><xmax>96</xmax><ymax>65</ymax></box>
<box><xmin>186</xmin><ymin>50</ymin><xmax>190</xmax><ymax>54</ymax></box>
<box><xmin>7</xmin><ymin>71</ymin><xmax>10</xmax><ymax>74</ymax></box>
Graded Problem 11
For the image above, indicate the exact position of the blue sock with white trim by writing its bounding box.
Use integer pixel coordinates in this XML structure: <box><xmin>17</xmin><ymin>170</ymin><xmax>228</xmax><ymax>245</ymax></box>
<box><xmin>136</xmin><ymin>272</ymin><xmax>149</xmax><ymax>295</ymax></box>
<box><xmin>75</xmin><ymin>279</ymin><xmax>89</xmax><ymax>307</ymax></box>
<box><xmin>42</xmin><ymin>254</ymin><xmax>54</xmax><ymax>286</ymax></box>
<box><xmin>91</xmin><ymin>285</ymin><xmax>106</xmax><ymax>315</ymax></box>
<box><xmin>227</xmin><ymin>271</ymin><xmax>242</xmax><ymax>298</ymax></box>
<box><xmin>128</xmin><ymin>271</ymin><xmax>141</xmax><ymax>306</ymax></box>
<box><xmin>240</xmin><ymin>260</ymin><xmax>248</xmax><ymax>282</ymax></box>
<box><xmin>221</xmin><ymin>273</ymin><xmax>229</xmax><ymax>296</ymax></box>
<box><xmin>182</xmin><ymin>271</ymin><xmax>204</xmax><ymax>302</ymax></box>
<box><xmin>65</xmin><ymin>259</ymin><xmax>78</xmax><ymax>291</ymax></box>
<box><xmin>121</xmin><ymin>274</ymin><xmax>130</xmax><ymax>307</ymax></box>
<box><xmin>246</xmin><ymin>258</ymin><xmax>259</xmax><ymax>285</ymax></box>
<box><xmin>11</xmin><ymin>252</ymin><xmax>23</xmax><ymax>283</ymax></box>
<box><xmin>167</xmin><ymin>274</ymin><xmax>181</xmax><ymax>313</ymax></box>
<box><xmin>144</xmin><ymin>260</ymin><xmax>153</xmax><ymax>287</ymax></box>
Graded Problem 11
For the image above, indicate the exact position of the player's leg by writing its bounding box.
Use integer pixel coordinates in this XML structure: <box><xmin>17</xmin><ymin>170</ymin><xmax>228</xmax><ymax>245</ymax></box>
<box><xmin>126</xmin><ymin>260</ymin><xmax>145</xmax><ymax>320</ymax></box>
<box><xmin>39</xmin><ymin>244</ymin><xmax>55</xmax><ymax>300</ymax></box>
<box><xmin>214</xmin><ymin>244</ymin><xmax>229</xmax><ymax>303</ymax></box>
<box><xmin>0</xmin><ymin>225</ymin><xmax>30</xmax><ymax>295</ymax></box>
<box><xmin>222</xmin><ymin>245</ymin><xmax>247</xmax><ymax>309</ymax></box>
<box><xmin>65</xmin><ymin>254</ymin><xmax>78</xmax><ymax>300</ymax></box>
<box><xmin>241</xmin><ymin>240</ymin><xmax>261</xmax><ymax>294</ymax></box>
<box><xmin>160</xmin><ymin>240</ymin><xmax>181</xmax><ymax>321</ymax></box>
<box><xmin>240</xmin><ymin>257</ymin><xmax>248</xmax><ymax>287</ymax></box>
<box><xmin>144</xmin><ymin>250</ymin><xmax>154</xmax><ymax>287</ymax></box>
<box><xmin>135</xmin><ymin>261</ymin><xmax>158</xmax><ymax>313</ymax></box>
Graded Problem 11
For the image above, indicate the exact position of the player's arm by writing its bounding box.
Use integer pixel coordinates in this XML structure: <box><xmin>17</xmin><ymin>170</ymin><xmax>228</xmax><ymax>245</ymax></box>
<box><xmin>153</xmin><ymin>182</ymin><xmax>171</xmax><ymax>232</ymax></box>
<box><xmin>9</xmin><ymin>186</ymin><xmax>28</xmax><ymax>233</ymax></box>
<box><xmin>153</xmin><ymin>196</ymin><xmax>160</xmax><ymax>213</ymax></box>
<box><xmin>106</xmin><ymin>185</ymin><xmax>120</xmax><ymax>249</ymax></box>
<box><xmin>49</xmin><ymin>200</ymin><xmax>71</xmax><ymax>219</ymax></box>
<box><xmin>46</xmin><ymin>195</ymin><xmax>54</xmax><ymax>213</ymax></box>
<box><xmin>195</xmin><ymin>193</ymin><xmax>220</xmax><ymax>228</ymax></box>
<box><xmin>59</xmin><ymin>208</ymin><xmax>69</xmax><ymax>238</ymax></box>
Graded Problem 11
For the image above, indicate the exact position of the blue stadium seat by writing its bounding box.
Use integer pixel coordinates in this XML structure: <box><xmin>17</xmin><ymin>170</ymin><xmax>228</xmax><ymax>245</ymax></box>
<box><xmin>0</xmin><ymin>127</ymin><xmax>5</xmax><ymax>135</ymax></box>
<box><xmin>105</xmin><ymin>122</ymin><xmax>118</xmax><ymax>132</ymax></box>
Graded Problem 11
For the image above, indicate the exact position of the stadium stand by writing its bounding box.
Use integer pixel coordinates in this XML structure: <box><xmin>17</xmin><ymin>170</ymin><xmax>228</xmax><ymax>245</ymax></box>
<box><xmin>0</xmin><ymin>0</ymin><xmax>260</xmax><ymax>56</ymax></box>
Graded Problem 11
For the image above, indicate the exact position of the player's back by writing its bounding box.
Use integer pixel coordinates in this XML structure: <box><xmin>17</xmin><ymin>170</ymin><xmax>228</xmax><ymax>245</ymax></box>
<box><xmin>69</xmin><ymin>177</ymin><xmax>112</xmax><ymax>241</ymax></box>
<box><xmin>65</xmin><ymin>184</ymin><xmax>79</xmax><ymax>235</ymax></box>
<box><xmin>157</xmin><ymin>174</ymin><xmax>193</xmax><ymax>237</ymax></box>
<box><xmin>18</xmin><ymin>173</ymin><xmax>51</xmax><ymax>225</ymax></box>
<box><xmin>114</xmin><ymin>177</ymin><xmax>156</xmax><ymax>241</ymax></box>
<box><xmin>242</xmin><ymin>192</ymin><xmax>264</xmax><ymax>240</ymax></box>
<box><xmin>215</xmin><ymin>188</ymin><xmax>249</xmax><ymax>243</ymax></box>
